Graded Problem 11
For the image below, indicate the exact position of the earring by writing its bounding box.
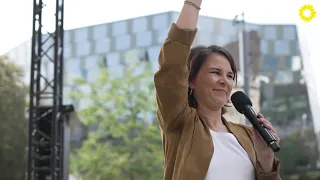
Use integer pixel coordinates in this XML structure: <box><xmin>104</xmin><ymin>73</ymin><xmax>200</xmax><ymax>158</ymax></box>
<box><xmin>189</xmin><ymin>89</ymin><xmax>193</xmax><ymax>96</ymax></box>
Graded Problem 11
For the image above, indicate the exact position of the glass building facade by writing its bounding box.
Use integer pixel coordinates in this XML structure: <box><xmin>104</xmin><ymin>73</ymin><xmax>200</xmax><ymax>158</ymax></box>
<box><xmin>4</xmin><ymin>11</ymin><xmax>310</xmax><ymax>130</ymax></box>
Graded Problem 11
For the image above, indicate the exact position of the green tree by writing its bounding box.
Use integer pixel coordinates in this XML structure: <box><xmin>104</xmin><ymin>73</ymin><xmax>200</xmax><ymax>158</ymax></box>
<box><xmin>278</xmin><ymin>127</ymin><xmax>320</xmax><ymax>178</ymax></box>
<box><xmin>0</xmin><ymin>56</ymin><xmax>27</xmax><ymax>180</ymax></box>
<box><xmin>69</xmin><ymin>60</ymin><xmax>163</xmax><ymax>180</ymax></box>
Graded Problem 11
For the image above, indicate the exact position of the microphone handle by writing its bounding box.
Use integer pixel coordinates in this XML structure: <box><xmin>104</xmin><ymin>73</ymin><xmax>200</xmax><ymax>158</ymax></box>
<box><xmin>264</xmin><ymin>127</ymin><xmax>280</xmax><ymax>152</ymax></box>
<box><xmin>244</xmin><ymin>105</ymin><xmax>280</xmax><ymax>152</ymax></box>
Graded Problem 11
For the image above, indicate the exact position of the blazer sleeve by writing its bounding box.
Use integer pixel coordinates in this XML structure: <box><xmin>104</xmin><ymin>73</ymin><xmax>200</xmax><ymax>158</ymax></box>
<box><xmin>256</xmin><ymin>158</ymin><xmax>281</xmax><ymax>180</ymax></box>
<box><xmin>154</xmin><ymin>23</ymin><xmax>197</xmax><ymax>132</ymax></box>
<box><xmin>246</xmin><ymin>127</ymin><xmax>281</xmax><ymax>180</ymax></box>
<box><xmin>241</xmin><ymin>125</ymin><xmax>281</xmax><ymax>180</ymax></box>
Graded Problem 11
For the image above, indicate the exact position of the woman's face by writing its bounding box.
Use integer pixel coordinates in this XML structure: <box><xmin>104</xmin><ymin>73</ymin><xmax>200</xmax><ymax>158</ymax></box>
<box><xmin>190</xmin><ymin>54</ymin><xmax>235</xmax><ymax>111</ymax></box>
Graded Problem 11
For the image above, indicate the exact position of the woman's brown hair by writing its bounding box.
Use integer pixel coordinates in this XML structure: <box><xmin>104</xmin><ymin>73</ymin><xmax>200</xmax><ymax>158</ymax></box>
<box><xmin>187</xmin><ymin>45</ymin><xmax>237</xmax><ymax>115</ymax></box>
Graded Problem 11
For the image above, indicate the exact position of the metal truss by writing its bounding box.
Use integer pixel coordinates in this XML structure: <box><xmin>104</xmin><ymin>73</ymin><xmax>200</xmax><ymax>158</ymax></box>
<box><xmin>27</xmin><ymin>0</ymin><xmax>65</xmax><ymax>179</ymax></box>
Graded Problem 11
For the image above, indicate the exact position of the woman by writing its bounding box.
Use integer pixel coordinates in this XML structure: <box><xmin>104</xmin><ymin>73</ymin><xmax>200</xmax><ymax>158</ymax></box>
<box><xmin>154</xmin><ymin>0</ymin><xmax>281</xmax><ymax>180</ymax></box>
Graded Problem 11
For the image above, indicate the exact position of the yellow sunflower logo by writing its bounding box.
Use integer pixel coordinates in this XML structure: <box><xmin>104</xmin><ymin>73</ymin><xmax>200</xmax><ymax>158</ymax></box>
<box><xmin>299</xmin><ymin>4</ymin><xmax>316</xmax><ymax>22</ymax></box>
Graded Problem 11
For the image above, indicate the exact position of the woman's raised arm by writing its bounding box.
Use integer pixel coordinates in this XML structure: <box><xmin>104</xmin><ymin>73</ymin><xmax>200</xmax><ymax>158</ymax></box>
<box><xmin>154</xmin><ymin>0</ymin><xmax>202</xmax><ymax>132</ymax></box>
<box><xmin>176</xmin><ymin>0</ymin><xmax>202</xmax><ymax>30</ymax></box>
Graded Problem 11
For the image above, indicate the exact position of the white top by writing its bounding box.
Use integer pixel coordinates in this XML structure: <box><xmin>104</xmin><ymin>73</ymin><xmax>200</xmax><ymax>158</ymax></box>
<box><xmin>204</xmin><ymin>130</ymin><xmax>255</xmax><ymax>180</ymax></box>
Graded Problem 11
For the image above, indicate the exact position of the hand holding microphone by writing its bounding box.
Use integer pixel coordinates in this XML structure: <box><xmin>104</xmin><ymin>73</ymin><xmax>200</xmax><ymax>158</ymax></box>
<box><xmin>231</xmin><ymin>91</ymin><xmax>280</xmax><ymax>153</ymax></box>
<box><xmin>231</xmin><ymin>91</ymin><xmax>281</xmax><ymax>173</ymax></box>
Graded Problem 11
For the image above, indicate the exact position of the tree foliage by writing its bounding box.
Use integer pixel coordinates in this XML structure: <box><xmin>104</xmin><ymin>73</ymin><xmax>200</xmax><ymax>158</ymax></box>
<box><xmin>69</xmin><ymin>61</ymin><xmax>163</xmax><ymax>180</ymax></box>
<box><xmin>0</xmin><ymin>56</ymin><xmax>27</xmax><ymax>180</ymax></box>
<box><xmin>278</xmin><ymin>127</ymin><xmax>320</xmax><ymax>178</ymax></box>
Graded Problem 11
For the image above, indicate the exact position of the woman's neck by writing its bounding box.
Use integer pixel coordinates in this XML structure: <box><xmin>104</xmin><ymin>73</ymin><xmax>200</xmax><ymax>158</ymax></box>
<box><xmin>196</xmin><ymin>105</ymin><xmax>226</xmax><ymax>131</ymax></box>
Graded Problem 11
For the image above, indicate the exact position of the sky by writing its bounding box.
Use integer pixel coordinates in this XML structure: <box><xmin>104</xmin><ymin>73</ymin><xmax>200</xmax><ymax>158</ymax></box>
<box><xmin>1</xmin><ymin>0</ymin><xmax>319</xmax><ymax>53</ymax></box>
<box><xmin>1</xmin><ymin>0</ymin><xmax>320</xmax><ymax>128</ymax></box>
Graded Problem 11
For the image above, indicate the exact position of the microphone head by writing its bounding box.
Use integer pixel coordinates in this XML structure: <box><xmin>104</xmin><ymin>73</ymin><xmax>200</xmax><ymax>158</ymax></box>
<box><xmin>230</xmin><ymin>91</ymin><xmax>252</xmax><ymax>114</ymax></box>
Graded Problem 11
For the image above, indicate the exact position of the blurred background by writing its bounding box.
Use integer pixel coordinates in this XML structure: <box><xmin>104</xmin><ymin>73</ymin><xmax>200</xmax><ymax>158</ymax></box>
<box><xmin>0</xmin><ymin>0</ymin><xmax>320</xmax><ymax>179</ymax></box>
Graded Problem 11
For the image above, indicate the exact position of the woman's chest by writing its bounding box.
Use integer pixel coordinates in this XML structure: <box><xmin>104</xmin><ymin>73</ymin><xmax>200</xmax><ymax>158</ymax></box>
<box><xmin>177</xmin><ymin>119</ymin><xmax>257</xmax><ymax>179</ymax></box>
<box><xmin>204</xmin><ymin>130</ymin><xmax>255</xmax><ymax>180</ymax></box>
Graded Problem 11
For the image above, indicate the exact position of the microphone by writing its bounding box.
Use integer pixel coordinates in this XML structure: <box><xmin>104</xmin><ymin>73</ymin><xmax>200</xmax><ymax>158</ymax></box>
<box><xmin>231</xmin><ymin>91</ymin><xmax>280</xmax><ymax>152</ymax></box>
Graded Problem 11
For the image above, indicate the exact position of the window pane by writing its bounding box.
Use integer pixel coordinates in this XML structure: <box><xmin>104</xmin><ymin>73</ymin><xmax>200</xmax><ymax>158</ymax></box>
<box><xmin>85</xmin><ymin>55</ymin><xmax>100</xmax><ymax>72</ymax></box>
<box><xmin>123</xmin><ymin>49</ymin><xmax>147</xmax><ymax>76</ymax></box>
<box><xmin>216</xmin><ymin>35</ymin><xmax>231</xmax><ymax>46</ymax></box>
<box><xmin>81</xmin><ymin>69</ymin><xmax>88</xmax><ymax>80</ymax></box>
<box><xmin>152</xmin><ymin>14</ymin><xmax>168</xmax><ymax>30</ymax></box>
<box><xmin>75</xmin><ymin>42</ymin><xmax>91</xmax><ymax>57</ymax></box>
<box><xmin>263</xmin><ymin>56</ymin><xmax>279</xmax><ymax>70</ymax></box>
<box><xmin>263</xmin><ymin>26</ymin><xmax>277</xmax><ymax>40</ymax></box>
<box><xmin>64</xmin><ymin>43</ymin><xmax>73</xmax><ymax>59</ymax></box>
<box><xmin>220</xmin><ymin>20</ymin><xmax>237</xmax><ymax>37</ymax></box>
<box><xmin>147</xmin><ymin>46</ymin><xmax>161</xmax><ymax>72</ymax></box>
<box><xmin>106</xmin><ymin>52</ymin><xmax>123</xmax><ymax>76</ymax></box>
<box><xmin>65</xmin><ymin>58</ymin><xmax>82</xmax><ymax>84</ymax></box>
<box><xmin>132</xmin><ymin>17</ymin><xmax>148</xmax><ymax>33</ymax></box>
<box><xmin>85</xmin><ymin>55</ymin><xmax>101</xmax><ymax>81</ymax></box>
<box><xmin>95</xmin><ymin>38</ymin><xmax>111</xmax><ymax>54</ymax></box>
<box><xmin>112</xmin><ymin>21</ymin><xmax>127</xmax><ymax>36</ymax></box>
<box><xmin>63</xmin><ymin>86</ymin><xmax>72</xmax><ymax>104</ymax></box>
<box><xmin>136</xmin><ymin>31</ymin><xmax>152</xmax><ymax>47</ymax></box>
<box><xmin>275</xmin><ymin>70</ymin><xmax>293</xmax><ymax>84</ymax></box>
<box><xmin>170</xmin><ymin>12</ymin><xmax>179</xmax><ymax>23</ymax></box>
<box><xmin>196</xmin><ymin>31</ymin><xmax>214</xmax><ymax>46</ymax></box>
<box><xmin>64</xmin><ymin>30</ymin><xmax>72</xmax><ymax>43</ymax></box>
<box><xmin>198</xmin><ymin>17</ymin><xmax>214</xmax><ymax>33</ymax></box>
<box><xmin>155</xmin><ymin>28</ymin><xmax>169</xmax><ymax>44</ymax></box>
<box><xmin>78</xmin><ymin>85</ymin><xmax>92</xmax><ymax>110</ymax></box>
<box><xmin>74</xmin><ymin>28</ymin><xmax>89</xmax><ymax>42</ymax></box>
<box><xmin>124</xmin><ymin>49</ymin><xmax>148</xmax><ymax>63</ymax></box>
<box><xmin>260</xmin><ymin>40</ymin><xmax>268</xmax><ymax>55</ymax></box>
<box><xmin>274</xmin><ymin>40</ymin><xmax>289</xmax><ymax>55</ymax></box>
<box><xmin>115</xmin><ymin>35</ymin><xmax>131</xmax><ymax>51</ymax></box>
<box><xmin>283</xmin><ymin>26</ymin><xmax>296</xmax><ymax>40</ymax></box>
<box><xmin>92</xmin><ymin>24</ymin><xmax>108</xmax><ymax>40</ymax></box>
